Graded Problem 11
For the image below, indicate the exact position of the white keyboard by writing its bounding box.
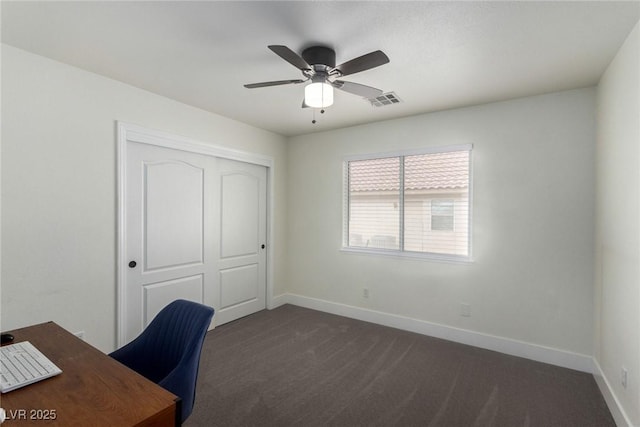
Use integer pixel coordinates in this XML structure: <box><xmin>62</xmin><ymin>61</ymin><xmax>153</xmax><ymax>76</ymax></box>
<box><xmin>1</xmin><ymin>341</ymin><xmax>62</xmax><ymax>393</ymax></box>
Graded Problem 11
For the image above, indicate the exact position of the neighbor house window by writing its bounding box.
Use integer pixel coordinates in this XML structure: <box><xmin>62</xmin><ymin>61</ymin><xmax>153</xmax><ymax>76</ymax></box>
<box><xmin>430</xmin><ymin>199</ymin><xmax>454</xmax><ymax>231</ymax></box>
<box><xmin>343</xmin><ymin>145</ymin><xmax>472</xmax><ymax>261</ymax></box>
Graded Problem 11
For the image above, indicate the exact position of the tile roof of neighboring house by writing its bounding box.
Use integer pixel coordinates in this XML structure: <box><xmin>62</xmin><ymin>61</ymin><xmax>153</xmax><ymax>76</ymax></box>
<box><xmin>349</xmin><ymin>151</ymin><xmax>469</xmax><ymax>192</ymax></box>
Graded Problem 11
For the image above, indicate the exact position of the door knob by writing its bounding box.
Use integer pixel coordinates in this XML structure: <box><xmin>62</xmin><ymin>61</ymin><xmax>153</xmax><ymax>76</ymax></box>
<box><xmin>261</xmin><ymin>244</ymin><xmax>265</xmax><ymax>249</ymax></box>
<box><xmin>128</xmin><ymin>261</ymin><xmax>137</xmax><ymax>268</ymax></box>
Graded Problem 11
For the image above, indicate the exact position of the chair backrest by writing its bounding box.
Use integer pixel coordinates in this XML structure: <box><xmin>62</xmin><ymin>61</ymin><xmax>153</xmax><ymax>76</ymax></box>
<box><xmin>110</xmin><ymin>299</ymin><xmax>214</xmax><ymax>422</ymax></box>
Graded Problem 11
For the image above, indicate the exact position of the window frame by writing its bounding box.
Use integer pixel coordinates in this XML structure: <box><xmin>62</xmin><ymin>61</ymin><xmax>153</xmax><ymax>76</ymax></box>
<box><xmin>341</xmin><ymin>144</ymin><xmax>473</xmax><ymax>263</ymax></box>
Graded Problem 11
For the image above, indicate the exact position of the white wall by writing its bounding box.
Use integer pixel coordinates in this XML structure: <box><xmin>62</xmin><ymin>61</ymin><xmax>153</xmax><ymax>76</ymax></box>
<box><xmin>595</xmin><ymin>21</ymin><xmax>640</xmax><ymax>427</ymax></box>
<box><xmin>1</xmin><ymin>45</ymin><xmax>288</xmax><ymax>352</ymax></box>
<box><xmin>287</xmin><ymin>88</ymin><xmax>596</xmax><ymax>357</ymax></box>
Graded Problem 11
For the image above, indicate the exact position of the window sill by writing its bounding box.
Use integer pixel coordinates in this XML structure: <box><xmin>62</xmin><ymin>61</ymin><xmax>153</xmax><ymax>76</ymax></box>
<box><xmin>340</xmin><ymin>247</ymin><xmax>473</xmax><ymax>264</ymax></box>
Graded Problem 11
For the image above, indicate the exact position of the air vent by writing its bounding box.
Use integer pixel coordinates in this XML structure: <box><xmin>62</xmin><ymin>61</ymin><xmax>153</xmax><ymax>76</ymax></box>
<box><xmin>367</xmin><ymin>92</ymin><xmax>402</xmax><ymax>107</ymax></box>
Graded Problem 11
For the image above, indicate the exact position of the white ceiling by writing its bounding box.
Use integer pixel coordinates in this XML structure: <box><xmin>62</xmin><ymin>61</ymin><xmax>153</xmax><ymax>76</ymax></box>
<box><xmin>2</xmin><ymin>1</ymin><xmax>639</xmax><ymax>137</ymax></box>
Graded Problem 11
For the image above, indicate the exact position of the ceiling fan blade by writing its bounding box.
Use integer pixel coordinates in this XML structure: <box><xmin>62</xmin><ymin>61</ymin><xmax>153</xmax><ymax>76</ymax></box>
<box><xmin>335</xmin><ymin>50</ymin><xmax>389</xmax><ymax>76</ymax></box>
<box><xmin>268</xmin><ymin>45</ymin><xmax>311</xmax><ymax>71</ymax></box>
<box><xmin>331</xmin><ymin>80</ymin><xmax>383</xmax><ymax>98</ymax></box>
<box><xmin>244</xmin><ymin>79</ymin><xmax>305</xmax><ymax>89</ymax></box>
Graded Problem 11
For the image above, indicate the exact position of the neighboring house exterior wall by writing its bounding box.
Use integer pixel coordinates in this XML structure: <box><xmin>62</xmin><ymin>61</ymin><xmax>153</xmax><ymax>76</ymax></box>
<box><xmin>349</xmin><ymin>189</ymin><xmax>468</xmax><ymax>255</ymax></box>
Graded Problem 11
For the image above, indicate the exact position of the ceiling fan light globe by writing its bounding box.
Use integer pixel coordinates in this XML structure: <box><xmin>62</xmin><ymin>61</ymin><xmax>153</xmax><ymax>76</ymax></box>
<box><xmin>305</xmin><ymin>82</ymin><xmax>334</xmax><ymax>108</ymax></box>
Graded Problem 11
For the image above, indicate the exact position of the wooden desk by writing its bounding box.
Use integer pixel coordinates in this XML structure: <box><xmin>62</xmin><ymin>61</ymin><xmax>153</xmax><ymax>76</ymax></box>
<box><xmin>1</xmin><ymin>322</ymin><xmax>179</xmax><ymax>426</ymax></box>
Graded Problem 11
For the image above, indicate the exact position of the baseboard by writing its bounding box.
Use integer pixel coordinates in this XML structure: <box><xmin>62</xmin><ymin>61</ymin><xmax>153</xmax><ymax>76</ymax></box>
<box><xmin>593</xmin><ymin>358</ymin><xmax>634</xmax><ymax>427</ymax></box>
<box><xmin>274</xmin><ymin>293</ymin><xmax>593</xmax><ymax>373</ymax></box>
<box><xmin>269</xmin><ymin>293</ymin><xmax>290</xmax><ymax>310</ymax></box>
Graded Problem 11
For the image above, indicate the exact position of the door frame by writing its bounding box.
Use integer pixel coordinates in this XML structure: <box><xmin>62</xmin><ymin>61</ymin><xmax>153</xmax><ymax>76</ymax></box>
<box><xmin>116</xmin><ymin>121</ymin><xmax>274</xmax><ymax>347</ymax></box>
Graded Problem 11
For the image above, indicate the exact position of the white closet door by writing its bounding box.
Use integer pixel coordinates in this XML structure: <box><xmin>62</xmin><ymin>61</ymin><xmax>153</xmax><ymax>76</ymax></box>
<box><xmin>214</xmin><ymin>158</ymin><xmax>267</xmax><ymax>325</ymax></box>
<box><xmin>122</xmin><ymin>140</ymin><xmax>267</xmax><ymax>345</ymax></box>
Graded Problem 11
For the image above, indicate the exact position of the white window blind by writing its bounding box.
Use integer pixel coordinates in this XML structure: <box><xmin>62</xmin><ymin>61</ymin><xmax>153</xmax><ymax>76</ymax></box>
<box><xmin>344</xmin><ymin>146</ymin><xmax>471</xmax><ymax>260</ymax></box>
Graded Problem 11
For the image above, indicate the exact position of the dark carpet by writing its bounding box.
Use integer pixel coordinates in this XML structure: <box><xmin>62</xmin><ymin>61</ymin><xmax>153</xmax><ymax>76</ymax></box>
<box><xmin>185</xmin><ymin>304</ymin><xmax>614</xmax><ymax>427</ymax></box>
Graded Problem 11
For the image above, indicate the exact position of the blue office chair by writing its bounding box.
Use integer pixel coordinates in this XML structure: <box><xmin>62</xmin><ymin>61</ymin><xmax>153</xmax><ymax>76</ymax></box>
<box><xmin>110</xmin><ymin>299</ymin><xmax>214</xmax><ymax>423</ymax></box>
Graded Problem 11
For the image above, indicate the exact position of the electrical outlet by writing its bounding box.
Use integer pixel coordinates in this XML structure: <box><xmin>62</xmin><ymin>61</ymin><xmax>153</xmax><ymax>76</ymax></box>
<box><xmin>74</xmin><ymin>331</ymin><xmax>85</xmax><ymax>341</ymax></box>
<box><xmin>621</xmin><ymin>367</ymin><xmax>628</xmax><ymax>388</ymax></box>
<box><xmin>460</xmin><ymin>303</ymin><xmax>471</xmax><ymax>317</ymax></box>
<box><xmin>363</xmin><ymin>288</ymin><xmax>370</xmax><ymax>299</ymax></box>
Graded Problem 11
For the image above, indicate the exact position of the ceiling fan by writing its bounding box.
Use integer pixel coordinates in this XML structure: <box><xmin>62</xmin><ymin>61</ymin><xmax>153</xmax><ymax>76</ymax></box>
<box><xmin>244</xmin><ymin>45</ymin><xmax>390</xmax><ymax>109</ymax></box>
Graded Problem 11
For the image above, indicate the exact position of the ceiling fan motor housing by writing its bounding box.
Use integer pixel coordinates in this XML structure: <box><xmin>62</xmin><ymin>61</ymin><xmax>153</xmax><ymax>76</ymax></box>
<box><xmin>301</xmin><ymin>46</ymin><xmax>336</xmax><ymax>68</ymax></box>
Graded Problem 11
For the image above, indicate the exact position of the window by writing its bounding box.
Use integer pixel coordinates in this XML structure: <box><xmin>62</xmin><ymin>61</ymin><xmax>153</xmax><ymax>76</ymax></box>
<box><xmin>343</xmin><ymin>145</ymin><xmax>472</xmax><ymax>261</ymax></box>
<box><xmin>430</xmin><ymin>199</ymin><xmax>454</xmax><ymax>231</ymax></box>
